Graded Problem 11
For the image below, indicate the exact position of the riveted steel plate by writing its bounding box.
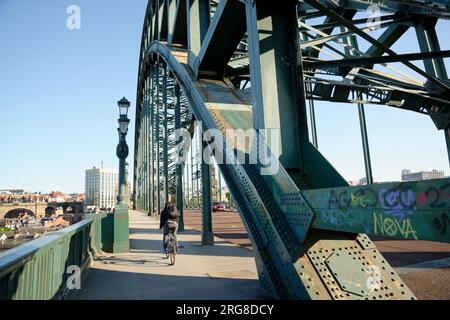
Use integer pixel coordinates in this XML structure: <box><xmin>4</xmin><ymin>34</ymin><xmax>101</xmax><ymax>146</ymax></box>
<box><xmin>326</xmin><ymin>252</ymin><xmax>369</xmax><ymax>296</ymax></box>
<box><xmin>307</xmin><ymin>239</ymin><xmax>417</xmax><ymax>300</ymax></box>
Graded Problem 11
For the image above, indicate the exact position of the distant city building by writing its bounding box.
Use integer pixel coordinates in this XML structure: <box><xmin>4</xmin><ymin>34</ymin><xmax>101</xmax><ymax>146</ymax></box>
<box><xmin>85</xmin><ymin>167</ymin><xmax>118</xmax><ymax>209</ymax></box>
<box><xmin>359</xmin><ymin>177</ymin><xmax>368</xmax><ymax>185</ymax></box>
<box><xmin>0</xmin><ymin>189</ymin><xmax>25</xmax><ymax>195</ymax></box>
<box><xmin>401</xmin><ymin>169</ymin><xmax>445</xmax><ymax>182</ymax></box>
<box><xmin>48</xmin><ymin>191</ymin><xmax>66</xmax><ymax>203</ymax></box>
<box><xmin>348</xmin><ymin>181</ymin><xmax>359</xmax><ymax>186</ymax></box>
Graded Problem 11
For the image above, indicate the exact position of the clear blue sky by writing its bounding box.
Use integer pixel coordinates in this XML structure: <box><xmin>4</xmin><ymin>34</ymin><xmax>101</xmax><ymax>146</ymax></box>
<box><xmin>0</xmin><ymin>1</ymin><xmax>448</xmax><ymax>193</ymax></box>
<box><xmin>0</xmin><ymin>0</ymin><xmax>147</xmax><ymax>193</ymax></box>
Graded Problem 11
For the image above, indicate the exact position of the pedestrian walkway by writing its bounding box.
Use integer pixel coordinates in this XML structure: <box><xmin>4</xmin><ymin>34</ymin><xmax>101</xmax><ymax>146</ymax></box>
<box><xmin>75</xmin><ymin>210</ymin><xmax>271</xmax><ymax>300</ymax></box>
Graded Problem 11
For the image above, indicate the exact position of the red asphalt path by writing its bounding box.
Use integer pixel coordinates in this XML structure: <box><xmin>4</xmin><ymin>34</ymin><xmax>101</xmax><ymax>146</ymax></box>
<box><xmin>182</xmin><ymin>209</ymin><xmax>450</xmax><ymax>300</ymax></box>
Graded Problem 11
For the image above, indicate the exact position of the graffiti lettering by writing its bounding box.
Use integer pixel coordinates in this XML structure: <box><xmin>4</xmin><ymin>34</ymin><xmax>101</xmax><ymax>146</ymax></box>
<box><xmin>320</xmin><ymin>210</ymin><xmax>371</xmax><ymax>234</ymax></box>
<box><xmin>418</xmin><ymin>183</ymin><xmax>450</xmax><ymax>208</ymax></box>
<box><xmin>327</xmin><ymin>190</ymin><xmax>352</xmax><ymax>212</ymax></box>
<box><xmin>328</xmin><ymin>190</ymin><xmax>339</xmax><ymax>209</ymax></box>
<box><xmin>379</xmin><ymin>188</ymin><xmax>416</xmax><ymax>220</ymax></box>
<box><xmin>433</xmin><ymin>213</ymin><xmax>450</xmax><ymax>234</ymax></box>
<box><xmin>373</xmin><ymin>212</ymin><xmax>418</xmax><ymax>240</ymax></box>
<box><xmin>328</xmin><ymin>188</ymin><xmax>378</xmax><ymax>212</ymax></box>
<box><xmin>351</xmin><ymin>193</ymin><xmax>367</xmax><ymax>207</ymax></box>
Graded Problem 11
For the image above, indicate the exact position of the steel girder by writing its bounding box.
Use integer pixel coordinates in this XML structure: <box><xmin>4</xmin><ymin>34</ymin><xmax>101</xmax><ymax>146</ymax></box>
<box><xmin>133</xmin><ymin>0</ymin><xmax>450</xmax><ymax>300</ymax></box>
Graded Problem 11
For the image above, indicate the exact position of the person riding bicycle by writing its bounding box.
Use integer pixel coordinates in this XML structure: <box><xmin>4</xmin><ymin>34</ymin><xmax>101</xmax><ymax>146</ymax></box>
<box><xmin>159</xmin><ymin>202</ymin><xmax>179</xmax><ymax>255</ymax></box>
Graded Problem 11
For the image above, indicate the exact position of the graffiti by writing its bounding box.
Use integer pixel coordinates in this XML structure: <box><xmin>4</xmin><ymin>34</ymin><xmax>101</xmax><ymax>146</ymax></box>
<box><xmin>328</xmin><ymin>188</ymin><xmax>377</xmax><ymax>212</ymax></box>
<box><xmin>351</xmin><ymin>193</ymin><xmax>369</xmax><ymax>207</ymax></box>
<box><xmin>320</xmin><ymin>210</ymin><xmax>371</xmax><ymax>234</ymax></box>
<box><xmin>372</xmin><ymin>212</ymin><xmax>418</xmax><ymax>240</ymax></box>
<box><xmin>328</xmin><ymin>190</ymin><xmax>341</xmax><ymax>209</ymax></box>
<box><xmin>433</xmin><ymin>213</ymin><xmax>450</xmax><ymax>234</ymax></box>
<box><xmin>379</xmin><ymin>188</ymin><xmax>416</xmax><ymax>220</ymax></box>
<box><xmin>417</xmin><ymin>183</ymin><xmax>450</xmax><ymax>208</ymax></box>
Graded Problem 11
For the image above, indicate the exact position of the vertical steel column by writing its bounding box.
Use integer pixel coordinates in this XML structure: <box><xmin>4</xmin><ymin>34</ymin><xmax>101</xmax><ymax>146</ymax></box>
<box><xmin>446</xmin><ymin>128</ymin><xmax>450</xmax><ymax>166</ymax></box>
<box><xmin>196</xmin><ymin>125</ymin><xmax>200</xmax><ymax>208</ymax></box>
<box><xmin>186</xmin><ymin>143</ymin><xmax>190</xmax><ymax>208</ymax></box>
<box><xmin>159</xmin><ymin>0</ymin><xmax>169</xmax><ymax>41</ymax></box>
<box><xmin>357</xmin><ymin>100</ymin><xmax>373</xmax><ymax>184</ymax></box>
<box><xmin>147</xmin><ymin>74</ymin><xmax>151</xmax><ymax>213</ymax></box>
<box><xmin>156</xmin><ymin>61</ymin><xmax>162</xmax><ymax>217</ymax></box>
<box><xmin>148</xmin><ymin>8</ymin><xmax>153</xmax><ymax>45</ymax></box>
<box><xmin>186</xmin><ymin>0</ymin><xmax>210</xmax><ymax>68</ymax></box>
<box><xmin>245</xmin><ymin>0</ymin><xmax>308</xmax><ymax>169</ymax></box>
<box><xmin>201</xmin><ymin>139</ymin><xmax>214</xmax><ymax>245</ymax></box>
<box><xmin>168</xmin><ymin>0</ymin><xmax>178</xmax><ymax>44</ymax></box>
<box><xmin>139</xmin><ymin>102</ymin><xmax>144</xmax><ymax>211</ymax></box>
<box><xmin>149</xmin><ymin>63</ymin><xmax>156</xmax><ymax>217</ymax></box>
<box><xmin>149</xmin><ymin>65</ymin><xmax>155</xmax><ymax>216</ymax></box>
<box><xmin>215</xmin><ymin>165</ymin><xmax>219</xmax><ymax>202</ymax></box>
<box><xmin>142</xmin><ymin>95</ymin><xmax>146</xmax><ymax>210</ymax></box>
<box><xmin>174</xmin><ymin>81</ymin><xmax>184</xmax><ymax>231</ymax></box>
<box><xmin>218</xmin><ymin>170</ymin><xmax>222</xmax><ymax>203</ymax></box>
<box><xmin>136</xmin><ymin>113</ymin><xmax>140</xmax><ymax>211</ymax></box>
<box><xmin>341</xmin><ymin>27</ymin><xmax>373</xmax><ymax>185</ymax></box>
<box><xmin>144</xmin><ymin>76</ymin><xmax>149</xmax><ymax>212</ymax></box>
<box><xmin>307</xmin><ymin>82</ymin><xmax>318</xmax><ymax>148</ymax></box>
<box><xmin>190</xmin><ymin>139</ymin><xmax>194</xmax><ymax>208</ymax></box>
<box><xmin>153</xmin><ymin>1</ymin><xmax>160</xmax><ymax>41</ymax></box>
<box><xmin>163</xmin><ymin>65</ymin><xmax>169</xmax><ymax>205</ymax></box>
<box><xmin>415</xmin><ymin>18</ymin><xmax>450</xmax><ymax>166</ymax></box>
<box><xmin>299</xmin><ymin>18</ymin><xmax>318</xmax><ymax>149</ymax></box>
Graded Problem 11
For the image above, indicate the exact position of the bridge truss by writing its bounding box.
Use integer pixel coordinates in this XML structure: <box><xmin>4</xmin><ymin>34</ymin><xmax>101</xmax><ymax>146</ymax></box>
<box><xmin>133</xmin><ymin>0</ymin><xmax>450</xmax><ymax>299</ymax></box>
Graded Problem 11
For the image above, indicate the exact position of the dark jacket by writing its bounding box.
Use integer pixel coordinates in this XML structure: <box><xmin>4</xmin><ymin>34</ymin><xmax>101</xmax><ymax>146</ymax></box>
<box><xmin>159</xmin><ymin>205</ymin><xmax>179</xmax><ymax>229</ymax></box>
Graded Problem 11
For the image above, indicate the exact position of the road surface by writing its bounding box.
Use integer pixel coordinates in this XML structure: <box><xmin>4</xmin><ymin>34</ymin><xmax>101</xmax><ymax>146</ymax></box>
<box><xmin>183</xmin><ymin>209</ymin><xmax>450</xmax><ymax>300</ymax></box>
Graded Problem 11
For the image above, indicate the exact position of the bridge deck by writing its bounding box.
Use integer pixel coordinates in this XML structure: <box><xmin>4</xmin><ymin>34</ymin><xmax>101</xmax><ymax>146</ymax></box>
<box><xmin>75</xmin><ymin>210</ymin><xmax>271</xmax><ymax>300</ymax></box>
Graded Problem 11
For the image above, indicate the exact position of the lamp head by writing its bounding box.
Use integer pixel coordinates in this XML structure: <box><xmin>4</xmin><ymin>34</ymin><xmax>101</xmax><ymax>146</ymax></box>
<box><xmin>117</xmin><ymin>97</ymin><xmax>130</xmax><ymax>117</ymax></box>
<box><xmin>118</xmin><ymin>116</ymin><xmax>130</xmax><ymax>135</ymax></box>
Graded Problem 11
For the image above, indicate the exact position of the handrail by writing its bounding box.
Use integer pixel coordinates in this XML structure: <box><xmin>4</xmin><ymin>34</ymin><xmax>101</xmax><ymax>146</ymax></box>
<box><xmin>0</xmin><ymin>217</ymin><xmax>95</xmax><ymax>300</ymax></box>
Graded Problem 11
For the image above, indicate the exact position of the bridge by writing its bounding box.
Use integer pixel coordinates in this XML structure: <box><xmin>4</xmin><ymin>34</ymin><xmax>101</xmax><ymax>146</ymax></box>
<box><xmin>0</xmin><ymin>203</ymin><xmax>47</xmax><ymax>219</ymax></box>
<box><xmin>1</xmin><ymin>0</ymin><xmax>450</xmax><ymax>300</ymax></box>
<box><xmin>0</xmin><ymin>202</ymin><xmax>84</xmax><ymax>219</ymax></box>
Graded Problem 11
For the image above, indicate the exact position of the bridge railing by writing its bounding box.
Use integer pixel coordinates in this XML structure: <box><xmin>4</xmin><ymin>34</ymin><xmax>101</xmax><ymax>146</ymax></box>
<box><xmin>0</xmin><ymin>217</ymin><xmax>97</xmax><ymax>300</ymax></box>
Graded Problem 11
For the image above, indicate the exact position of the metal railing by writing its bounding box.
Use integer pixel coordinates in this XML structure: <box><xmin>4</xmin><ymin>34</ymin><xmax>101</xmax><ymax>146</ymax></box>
<box><xmin>0</xmin><ymin>215</ymin><xmax>101</xmax><ymax>300</ymax></box>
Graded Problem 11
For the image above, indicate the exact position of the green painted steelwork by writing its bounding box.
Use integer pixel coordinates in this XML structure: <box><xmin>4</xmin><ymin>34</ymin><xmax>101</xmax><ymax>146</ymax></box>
<box><xmin>133</xmin><ymin>0</ymin><xmax>450</xmax><ymax>300</ymax></box>
<box><xmin>0</xmin><ymin>219</ymin><xmax>93</xmax><ymax>300</ymax></box>
<box><xmin>115</xmin><ymin>99</ymin><xmax>131</xmax><ymax>253</ymax></box>
<box><xmin>201</xmin><ymin>139</ymin><xmax>214</xmax><ymax>245</ymax></box>
<box><xmin>303</xmin><ymin>178</ymin><xmax>450</xmax><ymax>243</ymax></box>
<box><xmin>175</xmin><ymin>81</ymin><xmax>185</xmax><ymax>231</ymax></box>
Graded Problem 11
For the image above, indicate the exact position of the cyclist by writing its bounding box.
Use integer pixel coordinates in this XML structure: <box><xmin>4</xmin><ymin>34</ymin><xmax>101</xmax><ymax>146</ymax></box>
<box><xmin>159</xmin><ymin>202</ymin><xmax>179</xmax><ymax>255</ymax></box>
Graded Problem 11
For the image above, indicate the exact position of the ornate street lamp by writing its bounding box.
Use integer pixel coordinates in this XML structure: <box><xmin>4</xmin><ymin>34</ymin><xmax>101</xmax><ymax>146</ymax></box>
<box><xmin>113</xmin><ymin>97</ymin><xmax>130</xmax><ymax>253</ymax></box>
<box><xmin>116</xmin><ymin>97</ymin><xmax>130</xmax><ymax>205</ymax></box>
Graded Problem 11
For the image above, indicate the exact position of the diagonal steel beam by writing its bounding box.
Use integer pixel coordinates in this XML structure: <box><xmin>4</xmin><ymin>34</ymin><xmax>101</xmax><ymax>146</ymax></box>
<box><xmin>194</xmin><ymin>0</ymin><xmax>247</xmax><ymax>78</ymax></box>
<box><xmin>304</xmin><ymin>50</ymin><xmax>450</xmax><ymax>70</ymax></box>
<box><xmin>302</xmin><ymin>0</ymin><xmax>450</xmax><ymax>92</ymax></box>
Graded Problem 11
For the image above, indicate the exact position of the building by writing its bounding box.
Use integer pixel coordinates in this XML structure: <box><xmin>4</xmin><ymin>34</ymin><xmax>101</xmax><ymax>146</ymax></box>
<box><xmin>0</xmin><ymin>189</ymin><xmax>25</xmax><ymax>195</ymax></box>
<box><xmin>49</xmin><ymin>191</ymin><xmax>66</xmax><ymax>203</ymax></box>
<box><xmin>85</xmin><ymin>167</ymin><xmax>118</xmax><ymax>209</ymax></box>
<box><xmin>401</xmin><ymin>169</ymin><xmax>445</xmax><ymax>182</ymax></box>
<box><xmin>359</xmin><ymin>177</ymin><xmax>368</xmax><ymax>185</ymax></box>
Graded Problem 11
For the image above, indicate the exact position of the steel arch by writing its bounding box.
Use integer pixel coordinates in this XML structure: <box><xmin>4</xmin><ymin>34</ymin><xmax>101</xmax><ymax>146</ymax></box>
<box><xmin>133</xmin><ymin>0</ymin><xmax>450</xmax><ymax>300</ymax></box>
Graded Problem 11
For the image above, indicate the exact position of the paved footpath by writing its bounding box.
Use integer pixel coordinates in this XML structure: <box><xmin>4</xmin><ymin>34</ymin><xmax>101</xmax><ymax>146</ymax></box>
<box><xmin>75</xmin><ymin>210</ymin><xmax>271</xmax><ymax>300</ymax></box>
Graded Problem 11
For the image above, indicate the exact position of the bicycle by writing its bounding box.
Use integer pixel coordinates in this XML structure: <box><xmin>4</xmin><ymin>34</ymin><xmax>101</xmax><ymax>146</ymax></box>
<box><xmin>166</xmin><ymin>227</ymin><xmax>177</xmax><ymax>265</ymax></box>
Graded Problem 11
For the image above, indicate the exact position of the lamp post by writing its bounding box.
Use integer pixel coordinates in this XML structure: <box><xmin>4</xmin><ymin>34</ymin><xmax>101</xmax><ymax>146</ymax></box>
<box><xmin>117</xmin><ymin>97</ymin><xmax>130</xmax><ymax>205</ymax></box>
<box><xmin>113</xmin><ymin>97</ymin><xmax>130</xmax><ymax>253</ymax></box>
